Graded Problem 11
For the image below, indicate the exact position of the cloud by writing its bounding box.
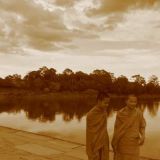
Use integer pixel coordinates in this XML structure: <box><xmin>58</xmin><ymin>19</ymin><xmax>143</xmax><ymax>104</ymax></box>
<box><xmin>89</xmin><ymin>0</ymin><xmax>159</xmax><ymax>15</ymax></box>
<box><xmin>87</xmin><ymin>0</ymin><xmax>160</xmax><ymax>29</ymax></box>
<box><xmin>0</xmin><ymin>0</ymin><xmax>102</xmax><ymax>54</ymax></box>
<box><xmin>63</xmin><ymin>37</ymin><xmax>160</xmax><ymax>57</ymax></box>
<box><xmin>0</xmin><ymin>0</ymin><xmax>77</xmax><ymax>53</ymax></box>
<box><xmin>0</xmin><ymin>0</ymin><xmax>160</xmax><ymax>57</ymax></box>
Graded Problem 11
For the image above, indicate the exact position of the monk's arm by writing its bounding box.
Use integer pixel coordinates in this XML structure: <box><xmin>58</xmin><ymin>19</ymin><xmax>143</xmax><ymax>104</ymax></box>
<box><xmin>139</xmin><ymin>113</ymin><xmax>146</xmax><ymax>145</ymax></box>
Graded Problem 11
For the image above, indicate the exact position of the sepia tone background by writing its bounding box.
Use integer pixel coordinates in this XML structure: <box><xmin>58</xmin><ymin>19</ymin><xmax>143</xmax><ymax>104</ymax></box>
<box><xmin>0</xmin><ymin>0</ymin><xmax>160</xmax><ymax>160</ymax></box>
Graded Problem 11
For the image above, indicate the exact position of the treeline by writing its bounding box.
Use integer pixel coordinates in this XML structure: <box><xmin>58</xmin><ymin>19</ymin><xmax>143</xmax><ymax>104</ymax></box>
<box><xmin>0</xmin><ymin>66</ymin><xmax>160</xmax><ymax>95</ymax></box>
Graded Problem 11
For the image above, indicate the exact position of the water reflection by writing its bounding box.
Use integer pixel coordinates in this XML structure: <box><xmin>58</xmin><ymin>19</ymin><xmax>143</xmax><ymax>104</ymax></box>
<box><xmin>139</xmin><ymin>100</ymin><xmax>160</xmax><ymax>117</ymax></box>
<box><xmin>0</xmin><ymin>96</ymin><xmax>160</xmax><ymax>122</ymax></box>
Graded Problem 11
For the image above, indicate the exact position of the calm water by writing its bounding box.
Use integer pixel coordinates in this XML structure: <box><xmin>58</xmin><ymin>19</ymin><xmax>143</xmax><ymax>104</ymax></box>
<box><xmin>0</xmin><ymin>96</ymin><xmax>160</xmax><ymax>159</ymax></box>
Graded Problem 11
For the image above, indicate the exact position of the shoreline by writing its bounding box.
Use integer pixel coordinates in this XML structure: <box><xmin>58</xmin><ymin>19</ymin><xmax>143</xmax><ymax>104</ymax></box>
<box><xmin>0</xmin><ymin>89</ymin><xmax>160</xmax><ymax>99</ymax></box>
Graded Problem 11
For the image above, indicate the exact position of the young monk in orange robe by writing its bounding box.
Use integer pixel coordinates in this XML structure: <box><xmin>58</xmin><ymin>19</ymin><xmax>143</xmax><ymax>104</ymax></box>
<box><xmin>86</xmin><ymin>92</ymin><xmax>110</xmax><ymax>160</ymax></box>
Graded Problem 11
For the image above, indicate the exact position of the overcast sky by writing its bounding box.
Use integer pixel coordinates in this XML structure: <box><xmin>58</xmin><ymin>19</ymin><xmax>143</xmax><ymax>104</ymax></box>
<box><xmin>0</xmin><ymin>0</ymin><xmax>160</xmax><ymax>79</ymax></box>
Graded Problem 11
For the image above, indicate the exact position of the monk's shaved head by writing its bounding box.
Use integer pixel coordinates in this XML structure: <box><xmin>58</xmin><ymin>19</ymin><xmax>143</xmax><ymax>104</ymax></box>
<box><xmin>126</xmin><ymin>94</ymin><xmax>137</xmax><ymax>109</ymax></box>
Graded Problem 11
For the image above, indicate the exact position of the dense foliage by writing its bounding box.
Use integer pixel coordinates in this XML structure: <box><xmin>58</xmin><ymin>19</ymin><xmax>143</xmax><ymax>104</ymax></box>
<box><xmin>0</xmin><ymin>66</ymin><xmax>160</xmax><ymax>95</ymax></box>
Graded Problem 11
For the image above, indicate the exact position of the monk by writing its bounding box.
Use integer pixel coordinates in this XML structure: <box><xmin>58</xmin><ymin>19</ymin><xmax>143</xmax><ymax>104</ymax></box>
<box><xmin>112</xmin><ymin>95</ymin><xmax>146</xmax><ymax>160</ymax></box>
<box><xmin>86</xmin><ymin>92</ymin><xmax>110</xmax><ymax>160</ymax></box>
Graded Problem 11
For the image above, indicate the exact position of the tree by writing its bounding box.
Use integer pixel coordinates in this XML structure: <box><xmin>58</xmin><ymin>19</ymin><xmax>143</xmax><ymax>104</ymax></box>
<box><xmin>146</xmin><ymin>75</ymin><xmax>160</xmax><ymax>94</ymax></box>
<box><xmin>132</xmin><ymin>75</ymin><xmax>146</xmax><ymax>86</ymax></box>
<box><xmin>63</xmin><ymin>68</ymin><xmax>74</xmax><ymax>75</ymax></box>
<box><xmin>39</xmin><ymin>66</ymin><xmax>56</xmax><ymax>81</ymax></box>
<box><xmin>23</xmin><ymin>70</ymin><xmax>42</xmax><ymax>90</ymax></box>
<box><xmin>90</xmin><ymin>69</ymin><xmax>112</xmax><ymax>92</ymax></box>
<box><xmin>4</xmin><ymin>74</ymin><xmax>22</xmax><ymax>88</ymax></box>
<box><xmin>131</xmin><ymin>75</ymin><xmax>146</xmax><ymax>94</ymax></box>
<box><xmin>113</xmin><ymin>75</ymin><xmax>129</xmax><ymax>94</ymax></box>
<box><xmin>148</xmin><ymin>75</ymin><xmax>159</xmax><ymax>86</ymax></box>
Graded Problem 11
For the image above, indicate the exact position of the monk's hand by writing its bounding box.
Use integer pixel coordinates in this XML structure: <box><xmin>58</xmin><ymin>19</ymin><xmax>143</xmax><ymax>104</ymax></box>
<box><xmin>139</xmin><ymin>136</ymin><xmax>145</xmax><ymax>145</ymax></box>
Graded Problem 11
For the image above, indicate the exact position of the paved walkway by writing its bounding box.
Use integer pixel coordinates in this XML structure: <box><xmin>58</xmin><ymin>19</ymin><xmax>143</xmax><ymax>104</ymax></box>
<box><xmin>0</xmin><ymin>126</ymin><xmax>156</xmax><ymax>160</ymax></box>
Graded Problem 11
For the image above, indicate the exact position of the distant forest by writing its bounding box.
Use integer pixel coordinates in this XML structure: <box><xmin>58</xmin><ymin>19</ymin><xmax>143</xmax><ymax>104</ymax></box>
<box><xmin>0</xmin><ymin>66</ymin><xmax>160</xmax><ymax>95</ymax></box>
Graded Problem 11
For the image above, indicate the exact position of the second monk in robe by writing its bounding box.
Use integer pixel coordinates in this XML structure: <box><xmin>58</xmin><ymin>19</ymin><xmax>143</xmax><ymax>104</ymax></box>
<box><xmin>112</xmin><ymin>95</ymin><xmax>146</xmax><ymax>160</ymax></box>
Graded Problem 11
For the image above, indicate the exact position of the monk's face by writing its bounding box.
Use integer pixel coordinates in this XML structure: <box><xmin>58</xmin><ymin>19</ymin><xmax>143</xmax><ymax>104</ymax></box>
<box><xmin>126</xmin><ymin>96</ymin><xmax>137</xmax><ymax>109</ymax></box>
<box><xmin>100</xmin><ymin>97</ymin><xmax>110</xmax><ymax>109</ymax></box>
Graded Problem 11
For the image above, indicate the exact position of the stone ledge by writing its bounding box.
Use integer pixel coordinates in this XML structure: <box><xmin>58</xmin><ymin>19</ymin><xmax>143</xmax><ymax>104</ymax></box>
<box><xmin>0</xmin><ymin>126</ymin><xmax>159</xmax><ymax>160</ymax></box>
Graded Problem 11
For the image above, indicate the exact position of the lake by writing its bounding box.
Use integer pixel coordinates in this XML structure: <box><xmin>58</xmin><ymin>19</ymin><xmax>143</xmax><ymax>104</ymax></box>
<box><xmin>0</xmin><ymin>96</ymin><xmax>160</xmax><ymax>159</ymax></box>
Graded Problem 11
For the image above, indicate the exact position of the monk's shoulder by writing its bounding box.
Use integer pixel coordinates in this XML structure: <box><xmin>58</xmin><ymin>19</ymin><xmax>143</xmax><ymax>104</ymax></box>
<box><xmin>86</xmin><ymin>110</ymin><xmax>91</xmax><ymax>119</ymax></box>
<box><xmin>118</xmin><ymin>107</ymin><xmax>125</xmax><ymax>114</ymax></box>
<box><xmin>86</xmin><ymin>106</ymin><xmax>96</xmax><ymax>118</ymax></box>
<box><xmin>116</xmin><ymin>107</ymin><xmax>126</xmax><ymax>118</ymax></box>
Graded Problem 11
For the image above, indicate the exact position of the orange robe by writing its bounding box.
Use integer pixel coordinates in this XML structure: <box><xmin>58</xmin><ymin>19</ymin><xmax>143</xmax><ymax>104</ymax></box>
<box><xmin>112</xmin><ymin>107</ymin><xmax>146</xmax><ymax>160</ymax></box>
<box><xmin>86</xmin><ymin>105</ymin><xmax>109</xmax><ymax>160</ymax></box>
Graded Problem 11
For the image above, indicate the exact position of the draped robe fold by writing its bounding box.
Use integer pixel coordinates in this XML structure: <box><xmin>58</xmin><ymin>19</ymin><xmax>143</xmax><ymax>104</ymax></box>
<box><xmin>112</xmin><ymin>107</ymin><xmax>146</xmax><ymax>160</ymax></box>
<box><xmin>86</xmin><ymin>105</ymin><xmax>109</xmax><ymax>160</ymax></box>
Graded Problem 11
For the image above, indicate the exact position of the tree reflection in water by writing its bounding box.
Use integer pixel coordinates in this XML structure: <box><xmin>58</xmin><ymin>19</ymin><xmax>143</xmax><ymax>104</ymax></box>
<box><xmin>0</xmin><ymin>96</ymin><xmax>160</xmax><ymax>122</ymax></box>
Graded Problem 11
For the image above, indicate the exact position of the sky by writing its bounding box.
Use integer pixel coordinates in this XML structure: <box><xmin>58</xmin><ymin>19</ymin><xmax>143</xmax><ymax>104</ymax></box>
<box><xmin>0</xmin><ymin>0</ymin><xmax>160</xmax><ymax>80</ymax></box>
